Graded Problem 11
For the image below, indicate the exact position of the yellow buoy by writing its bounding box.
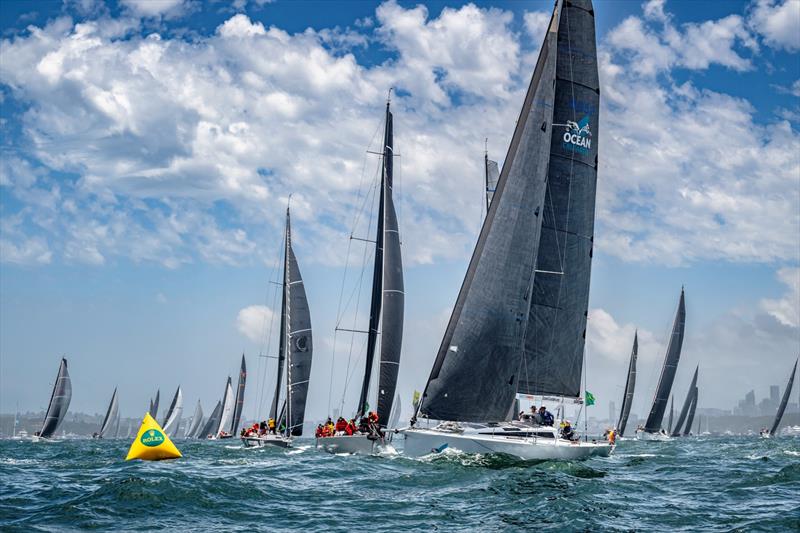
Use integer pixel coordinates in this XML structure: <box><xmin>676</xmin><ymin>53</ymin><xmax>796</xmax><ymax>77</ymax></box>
<box><xmin>125</xmin><ymin>413</ymin><xmax>182</xmax><ymax>461</ymax></box>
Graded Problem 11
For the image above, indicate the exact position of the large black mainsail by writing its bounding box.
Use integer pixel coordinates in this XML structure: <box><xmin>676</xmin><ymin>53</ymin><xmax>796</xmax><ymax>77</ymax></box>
<box><xmin>769</xmin><ymin>358</ymin><xmax>798</xmax><ymax>436</ymax></box>
<box><xmin>97</xmin><ymin>387</ymin><xmax>118</xmax><ymax>439</ymax></box>
<box><xmin>683</xmin><ymin>386</ymin><xmax>698</xmax><ymax>437</ymax></box>
<box><xmin>671</xmin><ymin>366</ymin><xmax>698</xmax><ymax>437</ymax></box>
<box><xmin>230</xmin><ymin>354</ymin><xmax>247</xmax><ymax>435</ymax></box>
<box><xmin>417</xmin><ymin>0</ymin><xmax>599</xmax><ymax>422</ymax></box>
<box><xmin>643</xmin><ymin>288</ymin><xmax>686</xmax><ymax>433</ymax></box>
<box><xmin>616</xmin><ymin>332</ymin><xmax>638</xmax><ymax>435</ymax></box>
<box><xmin>283</xmin><ymin>207</ymin><xmax>314</xmax><ymax>437</ymax></box>
<box><xmin>39</xmin><ymin>358</ymin><xmax>72</xmax><ymax>439</ymax></box>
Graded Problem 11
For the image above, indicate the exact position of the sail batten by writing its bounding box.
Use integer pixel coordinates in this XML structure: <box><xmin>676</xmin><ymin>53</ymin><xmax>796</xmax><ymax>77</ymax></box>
<box><xmin>770</xmin><ymin>358</ymin><xmax>798</xmax><ymax>436</ymax></box>
<box><xmin>40</xmin><ymin>358</ymin><xmax>72</xmax><ymax>439</ymax></box>
<box><xmin>616</xmin><ymin>333</ymin><xmax>637</xmax><ymax>435</ymax></box>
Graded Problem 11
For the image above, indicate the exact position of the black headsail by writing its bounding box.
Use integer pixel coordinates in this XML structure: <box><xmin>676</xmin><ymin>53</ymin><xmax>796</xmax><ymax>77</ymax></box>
<box><xmin>518</xmin><ymin>0</ymin><xmax>600</xmax><ymax>398</ymax></box>
<box><xmin>269</xmin><ymin>219</ymin><xmax>290</xmax><ymax>423</ymax></box>
<box><xmin>98</xmin><ymin>387</ymin><xmax>118</xmax><ymax>439</ymax></box>
<box><xmin>670</xmin><ymin>365</ymin><xmax>698</xmax><ymax>437</ymax></box>
<box><xmin>683</xmin><ymin>385</ymin><xmax>698</xmax><ymax>437</ymax></box>
<box><xmin>376</xmin><ymin>102</ymin><xmax>405</xmax><ymax>428</ymax></box>
<box><xmin>284</xmin><ymin>207</ymin><xmax>314</xmax><ymax>437</ymax></box>
<box><xmin>40</xmin><ymin>358</ymin><xmax>72</xmax><ymax>438</ymax></box>
<box><xmin>230</xmin><ymin>354</ymin><xmax>247</xmax><ymax>435</ymax></box>
<box><xmin>199</xmin><ymin>400</ymin><xmax>222</xmax><ymax>439</ymax></box>
<box><xmin>770</xmin><ymin>358</ymin><xmax>798</xmax><ymax>436</ymax></box>
<box><xmin>616</xmin><ymin>332</ymin><xmax>638</xmax><ymax>435</ymax></box>
<box><xmin>644</xmin><ymin>288</ymin><xmax>686</xmax><ymax>433</ymax></box>
<box><xmin>416</xmin><ymin>1</ymin><xmax>570</xmax><ymax>423</ymax></box>
<box><xmin>149</xmin><ymin>389</ymin><xmax>160</xmax><ymax>420</ymax></box>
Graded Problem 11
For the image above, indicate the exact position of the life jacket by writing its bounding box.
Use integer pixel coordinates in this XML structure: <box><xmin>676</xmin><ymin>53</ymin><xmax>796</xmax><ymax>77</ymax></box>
<box><xmin>335</xmin><ymin>419</ymin><xmax>348</xmax><ymax>432</ymax></box>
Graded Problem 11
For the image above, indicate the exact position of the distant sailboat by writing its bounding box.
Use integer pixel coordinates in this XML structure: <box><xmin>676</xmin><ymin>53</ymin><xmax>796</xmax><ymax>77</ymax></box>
<box><xmin>94</xmin><ymin>387</ymin><xmax>118</xmax><ymax>439</ymax></box>
<box><xmin>670</xmin><ymin>366</ymin><xmax>698</xmax><ymax>437</ymax></box>
<box><xmin>185</xmin><ymin>400</ymin><xmax>204</xmax><ymax>439</ymax></box>
<box><xmin>113</xmin><ymin>412</ymin><xmax>121</xmax><ymax>439</ymax></box>
<box><xmin>148</xmin><ymin>389</ymin><xmax>160</xmax><ymax>420</ymax></box>
<box><xmin>199</xmin><ymin>400</ymin><xmax>222</xmax><ymax>439</ymax></box>
<box><xmin>404</xmin><ymin>0</ymin><xmax>611</xmax><ymax>460</ymax></box>
<box><xmin>317</xmin><ymin>96</ymin><xmax>403</xmax><ymax>455</ymax></box>
<box><xmin>616</xmin><ymin>332</ymin><xmax>638</xmax><ymax>436</ymax></box>
<box><xmin>230</xmin><ymin>354</ymin><xmax>247</xmax><ymax>436</ymax></box>
<box><xmin>161</xmin><ymin>386</ymin><xmax>183</xmax><ymax>438</ymax></box>
<box><xmin>762</xmin><ymin>358</ymin><xmax>798</xmax><ymax>438</ymax></box>
<box><xmin>243</xmin><ymin>205</ymin><xmax>314</xmax><ymax>448</ymax></box>
<box><xmin>212</xmin><ymin>377</ymin><xmax>234</xmax><ymax>439</ymax></box>
<box><xmin>683</xmin><ymin>385</ymin><xmax>698</xmax><ymax>437</ymax></box>
<box><xmin>34</xmin><ymin>358</ymin><xmax>72</xmax><ymax>441</ymax></box>
<box><xmin>637</xmin><ymin>288</ymin><xmax>686</xmax><ymax>440</ymax></box>
<box><xmin>667</xmin><ymin>396</ymin><xmax>674</xmax><ymax>434</ymax></box>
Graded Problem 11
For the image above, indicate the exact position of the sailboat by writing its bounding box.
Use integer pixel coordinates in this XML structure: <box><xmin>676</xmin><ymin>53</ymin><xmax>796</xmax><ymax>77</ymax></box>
<box><xmin>761</xmin><ymin>358</ymin><xmax>798</xmax><ymax>438</ymax></box>
<box><xmin>636</xmin><ymin>288</ymin><xmax>686</xmax><ymax>440</ymax></box>
<box><xmin>669</xmin><ymin>366</ymin><xmax>698</xmax><ymax>437</ymax></box>
<box><xmin>148</xmin><ymin>389</ymin><xmax>160</xmax><ymax>420</ymax></box>
<box><xmin>683</xmin><ymin>386</ymin><xmax>698</xmax><ymax>437</ymax></box>
<box><xmin>113</xmin><ymin>411</ymin><xmax>121</xmax><ymax>439</ymax></box>
<box><xmin>243</xmin><ymin>205</ymin><xmax>314</xmax><ymax>448</ymax></box>
<box><xmin>199</xmin><ymin>400</ymin><xmax>222</xmax><ymax>439</ymax></box>
<box><xmin>667</xmin><ymin>396</ymin><xmax>674</xmax><ymax>434</ymax></box>
<box><xmin>230</xmin><ymin>354</ymin><xmax>247</xmax><ymax>437</ymax></box>
<box><xmin>403</xmin><ymin>0</ymin><xmax>610</xmax><ymax>461</ymax></box>
<box><xmin>210</xmin><ymin>377</ymin><xmax>234</xmax><ymax>439</ymax></box>
<box><xmin>94</xmin><ymin>387</ymin><xmax>118</xmax><ymax>439</ymax></box>
<box><xmin>33</xmin><ymin>357</ymin><xmax>72</xmax><ymax>441</ymax></box>
<box><xmin>161</xmin><ymin>386</ymin><xmax>183</xmax><ymax>438</ymax></box>
<box><xmin>185</xmin><ymin>400</ymin><xmax>204</xmax><ymax>439</ymax></box>
<box><xmin>616</xmin><ymin>332</ymin><xmax>638</xmax><ymax>437</ymax></box>
<box><xmin>316</xmin><ymin>96</ymin><xmax>404</xmax><ymax>455</ymax></box>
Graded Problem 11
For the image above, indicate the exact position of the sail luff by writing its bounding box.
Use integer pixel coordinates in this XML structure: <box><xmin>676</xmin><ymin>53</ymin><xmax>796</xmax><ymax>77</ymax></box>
<box><xmin>770</xmin><ymin>358</ymin><xmax>798</xmax><ymax>436</ymax></box>
<box><xmin>98</xmin><ymin>387</ymin><xmax>118</xmax><ymax>438</ymax></box>
<box><xmin>230</xmin><ymin>354</ymin><xmax>247</xmax><ymax>435</ymax></box>
<box><xmin>270</xmin><ymin>216</ymin><xmax>290</xmax><ymax>422</ymax></box>
<box><xmin>40</xmin><ymin>357</ymin><xmax>72</xmax><ymax>439</ymax></box>
<box><xmin>644</xmin><ymin>288</ymin><xmax>686</xmax><ymax>432</ymax></box>
<box><xmin>683</xmin><ymin>386</ymin><xmax>698</xmax><ymax>437</ymax></box>
<box><xmin>358</xmin><ymin>102</ymin><xmax>389</xmax><ymax>419</ymax></box>
<box><xmin>377</xmin><ymin>103</ymin><xmax>404</xmax><ymax>428</ymax></box>
<box><xmin>670</xmin><ymin>365</ymin><xmax>698</xmax><ymax>437</ymax></box>
<box><xmin>616</xmin><ymin>332</ymin><xmax>637</xmax><ymax>435</ymax></box>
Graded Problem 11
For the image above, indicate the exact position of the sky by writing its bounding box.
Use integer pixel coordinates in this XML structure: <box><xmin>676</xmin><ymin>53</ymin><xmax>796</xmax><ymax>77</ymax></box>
<box><xmin>0</xmin><ymin>0</ymin><xmax>799</xmax><ymax>427</ymax></box>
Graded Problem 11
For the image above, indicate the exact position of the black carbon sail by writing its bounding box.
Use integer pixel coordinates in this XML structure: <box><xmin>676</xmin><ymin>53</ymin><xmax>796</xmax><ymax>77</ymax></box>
<box><xmin>616</xmin><ymin>332</ymin><xmax>638</xmax><ymax>435</ymax></box>
<box><xmin>417</xmin><ymin>0</ymin><xmax>599</xmax><ymax>422</ymax></box>
<box><xmin>284</xmin><ymin>207</ymin><xmax>314</xmax><ymax>437</ymax></box>
<box><xmin>230</xmin><ymin>354</ymin><xmax>247</xmax><ymax>435</ymax></box>
<box><xmin>199</xmin><ymin>400</ymin><xmax>222</xmax><ymax>439</ymax></box>
<box><xmin>161</xmin><ymin>386</ymin><xmax>183</xmax><ymax>437</ymax></box>
<box><xmin>643</xmin><ymin>288</ymin><xmax>686</xmax><ymax>433</ymax></box>
<box><xmin>39</xmin><ymin>358</ymin><xmax>72</xmax><ymax>439</ymax></box>
<box><xmin>770</xmin><ymin>358</ymin><xmax>798</xmax><ymax>436</ymax></box>
<box><xmin>518</xmin><ymin>0</ymin><xmax>600</xmax><ymax>398</ymax></box>
<box><xmin>670</xmin><ymin>365</ymin><xmax>698</xmax><ymax>437</ymax></box>
<box><xmin>97</xmin><ymin>387</ymin><xmax>118</xmax><ymax>439</ymax></box>
<box><xmin>683</xmin><ymin>386</ymin><xmax>698</xmax><ymax>437</ymax></box>
<box><xmin>667</xmin><ymin>396</ymin><xmax>674</xmax><ymax>434</ymax></box>
<box><xmin>149</xmin><ymin>389</ymin><xmax>160</xmax><ymax>420</ymax></box>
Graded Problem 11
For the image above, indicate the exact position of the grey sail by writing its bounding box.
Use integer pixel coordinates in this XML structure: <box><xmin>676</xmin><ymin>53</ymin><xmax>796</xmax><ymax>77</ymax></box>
<box><xmin>616</xmin><ymin>332</ymin><xmax>638</xmax><ymax>435</ymax></box>
<box><xmin>230</xmin><ymin>354</ymin><xmax>247</xmax><ymax>435</ymax></box>
<box><xmin>670</xmin><ymin>365</ymin><xmax>698</xmax><ymax>437</ymax></box>
<box><xmin>217</xmin><ymin>377</ymin><xmax>234</xmax><ymax>436</ymax></box>
<box><xmin>199</xmin><ymin>400</ymin><xmax>222</xmax><ymax>439</ymax></box>
<box><xmin>770</xmin><ymin>358</ymin><xmax>798</xmax><ymax>436</ymax></box>
<box><xmin>518</xmin><ymin>0</ymin><xmax>600</xmax><ymax>398</ymax></box>
<box><xmin>377</xmin><ymin>103</ymin><xmax>404</xmax><ymax>428</ymax></box>
<box><xmin>418</xmin><ymin>0</ymin><xmax>597</xmax><ymax>422</ymax></box>
<box><xmin>186</xmin><ymin>401</ymin><xmax>204</xmax><ymax>439</ymax></box>
<box><xmin>149</xmin><ymin>389</ymin><xmax>160</xmax><ymax>420</ymax></box>
<box><xmin>161</xmin><ymin>386</ymin><xmax>183</xmax><ymax>437</ymax></box>
<box><xmin>285</xmin><ymin>208</ymin><xmax>313</xmax><ymax>437</ymax></box>
<box><xmin>39</xmin><ymin>358</ymin><xmax>72</xmax><ymax>439</ymax></box>
<box><xmin>667</xmin><ymin>396</ymin><xmax>674</xmax><ymax>434</ymax></box>
<box><xmin>683</xmin><ymin>386</ymin><xmax>698</xmax><ymax>437</ymax></box>
<box><xmin>98</xmin><ymin>387</ymin><xmax>119</xmax><ymax>438</ymax></box>
<box><xmin>113</xmin><ymin>412</ymin><xmax>120</xmax><ymax>439</ymax></box>
<box><xmin>485</xmin><ymin>155</ymin><xmax>500</xmax><ymax>210</ymax></box>
<box><xmin>644</xmin><ymin>288</ymin><xmax>686</xmax><ymax>433</ymax></box>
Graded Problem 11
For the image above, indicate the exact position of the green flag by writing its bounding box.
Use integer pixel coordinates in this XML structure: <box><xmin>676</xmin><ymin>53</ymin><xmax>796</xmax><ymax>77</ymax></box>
<box><xmin>585</xmin><ymin>391</ymin><xmax>595</xmax><ymax>406</ymax></box>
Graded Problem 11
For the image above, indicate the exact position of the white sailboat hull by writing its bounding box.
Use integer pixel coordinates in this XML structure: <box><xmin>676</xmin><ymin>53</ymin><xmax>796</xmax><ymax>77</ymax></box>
<box><xmin>241</xmin><ymin>435</ymin><xmax>292</xmax><ymax>448</ymax></box>
<box><xmin>635</xmin><ymin>429</ymin><xmax>671</xmax><ymax>441</ymax></box>
<box><xmin>402</xmin><ymin>427</ymin><xmax>612</xmax><ymax>461</ymax></box>
<box><xmin>316</xmin><ymin>434</ymin><xmax>394</xmax><ymax>455</ymax></box>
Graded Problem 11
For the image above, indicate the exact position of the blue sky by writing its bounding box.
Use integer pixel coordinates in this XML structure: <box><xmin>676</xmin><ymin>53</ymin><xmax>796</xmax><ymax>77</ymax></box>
<box><xmin>1</xmin><ymin>0</ymin><xmax>798</xmax><ymax>427</ymax></box>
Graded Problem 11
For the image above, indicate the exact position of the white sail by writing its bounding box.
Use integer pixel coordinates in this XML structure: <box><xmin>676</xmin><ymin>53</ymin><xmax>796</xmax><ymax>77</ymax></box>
<box><xmin>216</xmin><ymin>378</ymin><xmax>234</xmax><ymax>437</ymax></box>
<box><xmin>161</xmin><ymin>386</ymin><xmax>183</xmax><ymax>437</ymax></box>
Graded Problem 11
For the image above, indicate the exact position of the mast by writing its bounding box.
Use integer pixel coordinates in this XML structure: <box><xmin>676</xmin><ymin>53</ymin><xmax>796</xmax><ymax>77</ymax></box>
<box><xmin>616</xmin><ymin>332</ymin><xmax>638</xmax><ymax>435</ymax></box>
<box><xmin>285</xmin><ymin>206</ymin><xmax>293</xmax><ymax>438</ymax></box>
<box><xmin>40</xmin><ymin>357</ymin><xmax>72</xmax><ymax>439</ymax></box>
<box><xmin>230</xmin><ymin>354</ymin><xmax>247</xmax><ymax>435</ymax></box>
<box><xmin>357</xmin><ymin>98</ymin><xmax>390</xmax><ymax>419</ymax></box>
<box><xmin>770</xmin><ymin>358</ymin><xmax>798</xmax><ymax>436</ymax></box>
<box><xmin>270</xmin><ymin>211</ymin><xmax>290</xmax><ymax>422</ymax></box>
<box><xmin>670</xmin><ymin>365</ymin><xmax>698</xmax><ymax>437</ymax></box>
<box><xmin>644</xmin><ymin>288</ymin><xmax>686</xmax><ymax>432</ymax></box>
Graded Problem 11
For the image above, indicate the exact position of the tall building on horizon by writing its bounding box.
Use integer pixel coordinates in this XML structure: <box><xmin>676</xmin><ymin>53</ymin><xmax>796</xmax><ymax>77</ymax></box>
<box><xmin>770</xmin><ymin>385</ymin><xmax>780</xmax><ymax>403</ymax></box>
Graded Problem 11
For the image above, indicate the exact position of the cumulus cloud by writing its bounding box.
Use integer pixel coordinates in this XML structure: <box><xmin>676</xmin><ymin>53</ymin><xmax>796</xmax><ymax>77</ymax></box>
<box><xmin>749</xmin><ymin>0</ymin><xmax>800</xmax><ymax>51</ymax></box>
<box><xmin>236</xmin><ymin>304</ymin><xmax>274</xmax><ymax>342</ymax></box>
<box><xmin>119</xmin><ymin>0</ymin><xmax>191</xmax><ymax>19</ymax></box>
<box><xmin>760</xmin><ymin>267</ymin><xmax>800</xmax><ymax>328</ymax></box>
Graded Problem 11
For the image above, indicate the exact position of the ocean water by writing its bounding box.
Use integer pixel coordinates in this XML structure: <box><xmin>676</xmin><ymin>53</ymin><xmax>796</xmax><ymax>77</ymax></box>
<box><xmin>1</xmin><ymin>435</ymin><xmax>798</xmax><ymax>532</ymax></box>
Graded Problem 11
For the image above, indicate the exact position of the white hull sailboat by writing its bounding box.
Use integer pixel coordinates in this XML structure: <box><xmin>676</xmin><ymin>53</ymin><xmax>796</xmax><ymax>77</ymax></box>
<box><xmin>404</xmin><ymin>425</ymin><xmax>610</xmax><ymax>460</ymax></box>
<box><xmin>635</xmin><ymin>429</ymin><xmax>671</xmax><ymax>441</ymax></box>
<box><xmin>316</xmin><ymin>434</ymin><xmax>395</xmax><ymax>455</ymax></box>
<box><xmin>242</xmin><ymin>434</ymin><xmax>292</xmax><ymax>448</ymax></box>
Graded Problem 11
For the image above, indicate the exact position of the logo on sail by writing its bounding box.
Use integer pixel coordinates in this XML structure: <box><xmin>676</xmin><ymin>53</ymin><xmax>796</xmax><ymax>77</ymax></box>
<box><xmin>560</xmin><ymin>115</ymin><xmax>592</xmax><ymax>154</ymax></box>
<box><xmin>140</xmin><ymin>429</ymin><xmax>165</xmax><ymax>447</ymax></box>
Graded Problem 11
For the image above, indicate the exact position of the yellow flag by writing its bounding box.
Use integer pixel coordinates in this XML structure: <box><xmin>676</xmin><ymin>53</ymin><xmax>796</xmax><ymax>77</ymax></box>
<box><xmin>125</xmin><ymin>413</ymin><xmax>182</xmax><ymax>461</ymax></box>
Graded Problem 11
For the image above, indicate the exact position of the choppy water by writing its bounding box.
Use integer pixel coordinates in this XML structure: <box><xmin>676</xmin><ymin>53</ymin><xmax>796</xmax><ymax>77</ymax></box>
<box><xmin>1</xmin><ymin>435</ymin><xmax>799</xmax><ymax>531</ymax></box>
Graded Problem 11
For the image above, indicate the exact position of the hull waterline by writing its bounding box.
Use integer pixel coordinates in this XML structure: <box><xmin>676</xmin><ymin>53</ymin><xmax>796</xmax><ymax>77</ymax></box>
<box><xmin>316</xmin><ymin>434</ymin><xmax>395</xmax><ymax>455</ymax></box>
